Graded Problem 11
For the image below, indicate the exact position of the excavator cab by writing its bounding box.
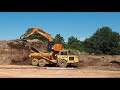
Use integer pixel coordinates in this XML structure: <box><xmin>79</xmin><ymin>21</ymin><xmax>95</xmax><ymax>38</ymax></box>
<box><xmin>54</xmin><ymin>43</ymin><xmax>62</xmax><ymax>52</ymax></box>
<box><xmin>48</xmin><ymin>42</ymin><xmax>62</xmax><ymax>52</ymax></box>
<box><xmin>47</xmin><ymin>42</ymin><xmax>54</xmax><ymax>51</ymax></box>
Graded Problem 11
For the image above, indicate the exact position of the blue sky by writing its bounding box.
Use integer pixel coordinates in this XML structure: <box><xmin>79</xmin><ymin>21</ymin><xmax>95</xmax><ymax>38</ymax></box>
<box><xmin>0</xmin><ymin>12</ymin><xmax>120</xmax><ymax>41</ymax></box>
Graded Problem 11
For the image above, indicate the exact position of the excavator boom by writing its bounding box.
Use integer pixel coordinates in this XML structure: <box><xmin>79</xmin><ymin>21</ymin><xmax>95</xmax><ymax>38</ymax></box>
<box><xmin>20</xmin><ymin>27</ymin><xmax>62</xmax><ymax>52</ymax></box>
<box><xmin>22</xmin><ymin>28</ymin><xmax>53</xmax><ymax>42</ymax></box>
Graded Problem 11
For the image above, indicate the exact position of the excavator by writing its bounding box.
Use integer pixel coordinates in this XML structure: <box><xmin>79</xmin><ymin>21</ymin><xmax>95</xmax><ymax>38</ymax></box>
<box><xmin>20</xmin><ymin>28</ymin><xmax>62</xmax><ymax>52</ymax></box>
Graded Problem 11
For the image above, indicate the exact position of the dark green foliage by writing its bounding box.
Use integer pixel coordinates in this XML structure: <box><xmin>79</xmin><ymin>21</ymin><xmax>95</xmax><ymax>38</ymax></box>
<box><xmin>53</xmin><ymin>35</ymin><xmax>85</xmax><ymax>51</ymax></box>
<box><xmin>53</xmin><ymin>34</ymin><xmax>66</xmax><ymax>48</ymax></box>
<box><xmin>54</xmin><ymin>34</ymin><xmax>65</xmax><ymax>44</ymax></box>
<box><xmin>84</xmin><ymin>26</ymin><xmax>120</xmax><ymax>55</ymax></box>
<box><xmin>67</xmin><ymin>36</ymin><xmax>86</xmax><ymax>52</ymax></box>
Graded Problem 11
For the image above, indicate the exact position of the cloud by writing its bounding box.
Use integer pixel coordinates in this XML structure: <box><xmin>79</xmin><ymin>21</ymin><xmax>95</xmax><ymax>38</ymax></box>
<box><xmin>79</xmin><ymin>37</ymin><xmax>86</xmax><ymax>41</ymax></box>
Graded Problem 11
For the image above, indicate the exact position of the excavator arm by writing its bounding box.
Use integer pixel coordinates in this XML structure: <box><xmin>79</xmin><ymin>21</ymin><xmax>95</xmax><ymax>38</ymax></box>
<box><xmin>20</xmin><ymin>28</ymin><xmax>62</xmax><ymax>52</ymax></box>
<box><xmin>21</xmin><ymin>28</ymin><xmax>53</xmax><ymax>42</ymax></box>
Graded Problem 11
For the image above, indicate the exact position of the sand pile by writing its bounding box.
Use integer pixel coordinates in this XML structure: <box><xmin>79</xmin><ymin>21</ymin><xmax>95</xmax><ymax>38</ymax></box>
<box><xmin>0</xmin><ymin>40</ymin><xmax>30</xmax><ymax>65</ymax></box>
<box><xmin>0</xmin><ymin>40</ymin><xmax>47</xmax><ymax>65</ymax></box>
<box><xmin>77</xmin><ymin>54</ymin><xmax>120</xmax><ymax>69</ymax></box>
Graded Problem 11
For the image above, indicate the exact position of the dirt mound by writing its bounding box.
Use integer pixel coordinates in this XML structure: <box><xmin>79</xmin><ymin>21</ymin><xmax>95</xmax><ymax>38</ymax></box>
<box><xmin>29</xmin><ymin>41</ymin><xmax>47</xmax><ymax>52</ymax></box>
<box><xmin>0</xmin><ymin>40</ymin><xmax>47</xmax><ymax>65</ymax></box>
<box><xmin>76</xmin><ymin>54</ymin><xmax>120</xmax><ymax>69</ymax></box>
<box><xmin>0</xmin><ymin>40</ymin><xmax>30</xmax><ymax>65</ymax></box>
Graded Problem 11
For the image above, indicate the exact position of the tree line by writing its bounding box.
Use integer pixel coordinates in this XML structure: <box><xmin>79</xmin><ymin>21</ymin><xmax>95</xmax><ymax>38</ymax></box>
<box><xmin>22</xmin><ymin>26</ymin><xmax>120</xmax><ymax>55</ymax></box>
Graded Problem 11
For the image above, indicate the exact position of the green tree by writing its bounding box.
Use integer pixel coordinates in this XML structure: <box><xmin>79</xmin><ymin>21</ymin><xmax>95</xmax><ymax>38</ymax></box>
<box><xmin>67</xmin><ymin>36</ymin><xmax>86</xmax><ymax>52</ymax></box>
<box><xmin>84</xmin><ymin>26</ymin><xmax>120</xmax><ymax>55</ymax></box>
<box><xmin>53</xmin><ymin>34</ymin><xmax>66</xmax><ymax>48</ymax></box>
<box><xmin>54</xmin><ymin>34</ymin><xmax>64</xmax><ymax>44</ymax></box>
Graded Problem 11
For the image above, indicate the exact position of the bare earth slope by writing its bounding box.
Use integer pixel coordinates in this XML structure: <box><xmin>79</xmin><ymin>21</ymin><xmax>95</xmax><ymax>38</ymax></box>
<box><xmin>0</xmin><ymin>40</ymin><xmax>47</xmax><ymax>65</ymax></box>
<box><xmin>0</xmin><ymin>40</ymin><xmax>31</xmax><ymax>65</ymax></box>
<box><xmin>0</xmin><ymin>40</ymin><xmax>120</xmax><ymax>69</ymax></box>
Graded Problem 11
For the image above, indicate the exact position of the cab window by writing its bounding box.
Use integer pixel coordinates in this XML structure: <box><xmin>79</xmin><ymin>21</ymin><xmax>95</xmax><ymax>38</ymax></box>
<box><xmin>60</xmin><ymin>51</ymin><xmax>67</xmax><ymax>55</ymax></box>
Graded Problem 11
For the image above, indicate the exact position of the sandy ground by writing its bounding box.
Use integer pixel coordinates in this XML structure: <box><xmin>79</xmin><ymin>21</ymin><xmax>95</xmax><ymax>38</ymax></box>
<box><xmin>0</xmin><ymin>65</ymin><xmax>120</xmax><ymax>78</ymax></box>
